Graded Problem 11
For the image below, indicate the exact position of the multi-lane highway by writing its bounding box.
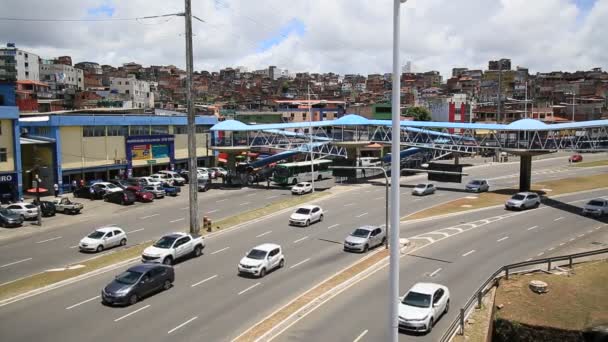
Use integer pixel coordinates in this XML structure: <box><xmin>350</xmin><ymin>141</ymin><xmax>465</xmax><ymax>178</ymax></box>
<box><xmin>0</xmin><ymin>153</ymin><xmax>606</xmax><ymax>342</ymax></box>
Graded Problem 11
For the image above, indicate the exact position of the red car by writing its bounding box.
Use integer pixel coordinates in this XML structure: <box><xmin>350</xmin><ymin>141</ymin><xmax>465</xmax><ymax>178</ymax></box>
<box><xmin>125</xmin><ymin>186</ymin><xmax>154</xmax><ymax>203</ymax></box>
<box><xmin>569</xmin><ymin>154</ymin><xmax>583</xmax><ymax>163</ymax></box>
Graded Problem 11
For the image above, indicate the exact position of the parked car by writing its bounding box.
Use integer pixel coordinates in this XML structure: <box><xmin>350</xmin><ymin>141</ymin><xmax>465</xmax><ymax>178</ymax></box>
<box><xmin>289</xmin><ymin>205</ymin><xmax>324</xmax><ymax>226</ymax></box>
<box><xmin>0</xmin><ymin>207</ymin><xmax>24</xmax><ymax>227</ymax></box>
<box><xmin>160</xmin><ymin>182</ymin><xmax>180</xmax><ymax>196</ymax></box>
<box><xmin>5</xmin><ymin>202</ymin><xmax>39</xmax><ymax>220</ymax></box>
<box><xmin>52</xmin><ymin>197</ymin><xmax>83</xmax><ymax>215</ymax></box>
<box><xmin>141</xmin><ymin>232</ymin><xmax>205</xmax><ymax>265</ymax></box>
<box><xmin>211</xmin><ymin>167</ymin><xmax>228</xmax><ymax>178</ymax></box>
<box><xmin>101</xmin><ymin>264</ymin><xmax>174</xmax><ymax>306</ymax></box>
<box><xmin>198</xmin><ymin>167</ymin><xmax>214</xmax><ymax>179</ymax></box>
<box><xmin>344</xmin><ymin>225</ymin><xmax>386</xmax><ymax>253</ymax></box>
<box><xmin>569</xmin><ymin>154</ymin><xmax>583</xmax><ymax>163</ymax></box>
<box><xmin>137</xmin><ymin>177</ymin><xmax>162</xmax><ymax>187</ymax></box>
<box><xmin>177</xmin><ymin>170</ymin><xmax>190</xmax><ymax>184</ymax></box>
<box><xmin>238</xmin><ymin>243</ymin><xmax>285</xmax><ymax>278</ymax></box>
<box><xmin>412</xmin><ymin>183</ymin><xmax>436</xmax><ymax>196</ymax></box>
<box><xmin>32</xmin><ymin>200</ymin><xmax>56</xmax><ymax>217</ymax></box>
<box><xmin>291</xmin><ymin>182</ymin><xmax>313</xmax><ymax>195</ymax></box>
<box><xmin>465</xmin><ymin>179</ymin><xmax>489</xmax><ymax>193</ymax></box>
<box><xmin>104</xmin><ymin>190</ymin><xmax>136</xmax><ymax>205</ymax></box>
<box><xmin>158</xmin><ymin>170</ymin><xmax>186</xmax><ymax>186</ymax></box>
<box><xmin>73</xmin><ymin>185</ymin><xmax>104</xmax><ymax>199</ymax></box>
<box><xmin>109</xmin><ymin>179</ymin><xmax>134</xmax><ymax>190</ymax></box>
<box><xmin>582</xmin><ymin>198</ymin><xmax>608</xmax><ymax>217</ymax></box>
<box><xmin>126</xmin><ymin>187</ymin><xmax>154</xmax><ymax>203</ymax></box>
<box><xmin>196</xmin><ymin>168</ymin><xmax>210</xmax><ymax>181</ymax></box>
<box><xmin>505</xmin><ymin>192</ymin><xmax>541</xmax><ymax>210</ymax></box>
<box><xmin>398</xmin><ymin>282</ymin><xmax>450</xmax><ymax>333</ymax></box>
<box><xmin>91</xmin><ymin>182</ymin><xmax>122</xmax><ymax>195</ymax></box>
<box><xmin>143</xmin><ymin>185</ymin><xmax>166</xmax><ymax>199</ymax></box>
<box><xmin>197</xmin><ymin>178</ymin><xmax>211</xmax><ymax>192</ymax></box>
<box><xmin>79</xmin><ymin>226</ymin><xmax>127</xmax><ymax>252</ymax></box>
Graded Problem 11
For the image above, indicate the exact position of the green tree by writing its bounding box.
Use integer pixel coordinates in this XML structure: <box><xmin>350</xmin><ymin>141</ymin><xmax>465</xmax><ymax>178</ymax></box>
<box><xmin>405</xmin><ymin>106</ymin><xmax>432</xmax><ymax>121</ymax></box>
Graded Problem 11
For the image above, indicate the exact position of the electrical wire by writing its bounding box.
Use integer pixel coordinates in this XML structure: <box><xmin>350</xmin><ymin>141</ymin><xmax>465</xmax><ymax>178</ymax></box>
<box><xmin>0</xmin><ymin>12</ymin><xmax>184</xmax><ymax>22</ymax></box>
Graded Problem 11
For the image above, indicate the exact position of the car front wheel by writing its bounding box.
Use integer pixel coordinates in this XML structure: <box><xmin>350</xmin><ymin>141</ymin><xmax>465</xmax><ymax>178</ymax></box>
<box><xmin>193</xmin><ymin>245</ymin><xmax>203</xmax><ymax>257</ymax></box>
<box><xmin>279</xmin><ymin>259</ymin><xmax>285</xmax><ymax>268</ymax></box>
<box><xmin>259</xmin><ymin>268</ymin><xmax>266</xmax><ymax>278</ymax></box>
<box><xmin>120</xmin><ymin>238</ymin><xmax>127</xmax><ymax>246</ymax></box>
<box><xmin>162</xmin><ymin>280</ymin><xmax>172</xmax><ymax>291</ymax></box>
<box><xmin>163</xmin><ymin>256</ymin><xmax>173</xmax><ymax>265</ymax></box>
<box><xmin>444</xmin><ymin>299</ymin><xmax>450</xmax><ymax>314</ymax></box>
<box><xmin>427</xmin><ymin>318</ymin><xmax>434</xmax><ymax>333</ymax></box>
<box><xmin>96</xmin><ymin>245</ymin><xmax>104</xmax><ymax>253</ymax></box>
<box><xmin>128</xmin><ymin>294</ymin><xmax>138</xmax><ymax>306</ymax></box>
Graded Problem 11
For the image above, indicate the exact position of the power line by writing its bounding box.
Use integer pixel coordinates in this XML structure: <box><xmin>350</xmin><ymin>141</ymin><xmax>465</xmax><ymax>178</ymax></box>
<box><xmin>0</xmin><ymin>12</ymin><xmax>184</xmax><ymax>23</ymax></box>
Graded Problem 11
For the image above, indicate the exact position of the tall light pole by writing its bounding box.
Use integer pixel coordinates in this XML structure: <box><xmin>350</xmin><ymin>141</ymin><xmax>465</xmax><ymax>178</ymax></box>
<box><xmin>184</xmin><ymin>0</ymin><xmax>200</xmax><ymax>234</ymax></box>
<box><xmin>390</xmin><ymin>1</ymin><xmax>405</xmax><ymax>341</ymax></box>
<box><xmin>308</xmin><ymin>83</ymin><xmax>314</xmax><ymax>193</ymax></box>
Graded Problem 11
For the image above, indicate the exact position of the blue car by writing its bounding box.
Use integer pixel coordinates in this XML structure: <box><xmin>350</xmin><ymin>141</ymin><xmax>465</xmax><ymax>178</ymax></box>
<box><xmin>161</xmin><ymin>182</ymin><xmax>180</xmax><ymax>196</ymax></box>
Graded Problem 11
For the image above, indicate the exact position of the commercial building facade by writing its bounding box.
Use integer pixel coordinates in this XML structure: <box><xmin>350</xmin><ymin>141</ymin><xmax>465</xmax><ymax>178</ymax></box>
<box><xmin>0</xmin><ymin>83</ymin><xmax>24</xmax><ymax>202</ymax></box>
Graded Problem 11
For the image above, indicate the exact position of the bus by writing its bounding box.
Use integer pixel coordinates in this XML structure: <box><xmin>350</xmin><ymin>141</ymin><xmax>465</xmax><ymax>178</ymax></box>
<box><xmin>273</xmin><ymin>160</ymin><xmax>333</xmax><ymax>186</ymax></box>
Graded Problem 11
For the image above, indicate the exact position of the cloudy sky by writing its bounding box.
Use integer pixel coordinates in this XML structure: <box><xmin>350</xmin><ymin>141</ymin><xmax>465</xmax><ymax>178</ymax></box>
<box><xmin>0</xmin><ymin>0</ymin><xmax>605</xmax><ymax>78</ymax></box>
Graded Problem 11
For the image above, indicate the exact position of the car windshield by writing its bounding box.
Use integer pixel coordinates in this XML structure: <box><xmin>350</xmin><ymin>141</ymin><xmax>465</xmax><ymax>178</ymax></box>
<box><xmin>87</xmin><ymin>231</ymin><xmax>105</xmax><ymax>239</ymax></box>
<box><xmin>351</xmin><ymin>229</ymin><xmax>371</xmax><ymax>238</ymax></box>
<box><xmin>296</xmin><ymin>183</ymin><xmax>306</xmax><ymax>187</ymax></box>
<box><xmin>25</xmin><ymin>204</ymin><xmax>36</xmax><ymax>209</ymax></box>
<box><xmin>415</xmin><ymin>184</ymin><xmax>426</xmax><ymax>188</ymax></box>
<box><xmin>402</xmin><ymin>291</ymin><xmax>432</xmax><ymax>308</ymax></box>
<box><xmin>153</xmin><ymin>236</ymin><xmax>178</xmax><ymax>248</ymax></box>
<box><xmin>588</xmin><ymin>200</ymin><xmax>605</xmax><ymax>206</ymax></box>
<box><xmin>469</xmin><ymin>180</ymin><xmax>481</xmax><ymax>185</ymax></box>
<box><xmin>295</xmin><ymin>208</ymin><xmax>311</xmax><ymax>214</ymax></box>
<box><xmin>246</xmin><ymin>249</ymin><xmax>268</xmax><ymax>260</ymax></box>
<box><xmin>512</xmin><ymin>194</ymin><xmax>526</xmax><ymax>200</ymax></box>
<box><xmin>115</xmin><ymin>270</ymin><xmax>143</xmax><ymax>285</ymax></box>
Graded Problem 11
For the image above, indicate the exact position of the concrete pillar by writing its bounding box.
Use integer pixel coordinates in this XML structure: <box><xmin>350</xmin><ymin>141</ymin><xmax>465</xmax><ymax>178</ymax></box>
<box><xmin>227</xmin><ymin>153</ymin><xmax>237</xmax><ymax>174</ymax></box>
<box><xmin>519</xmin><ymin>155</ymin><xmax>532</xmax><ymax>192</ymax></box>
<box><xmin>454</xmin><ymin>153</ymin><xmax>460</xmax><ymax>165</ymax></box>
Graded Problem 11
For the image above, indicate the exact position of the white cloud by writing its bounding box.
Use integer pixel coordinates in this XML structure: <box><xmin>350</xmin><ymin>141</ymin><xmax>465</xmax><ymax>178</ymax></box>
<box><xmin>0</xmin><ymin>0</ymin><xmax>606</xmax><ymax>78</ymax></box>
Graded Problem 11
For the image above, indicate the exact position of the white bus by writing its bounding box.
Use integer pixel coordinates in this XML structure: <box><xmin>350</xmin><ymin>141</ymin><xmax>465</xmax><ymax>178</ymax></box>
<box><xmin>273</xmin><ymin>160</ymin><xmax>333</xmax><ymax>186</ymax></box>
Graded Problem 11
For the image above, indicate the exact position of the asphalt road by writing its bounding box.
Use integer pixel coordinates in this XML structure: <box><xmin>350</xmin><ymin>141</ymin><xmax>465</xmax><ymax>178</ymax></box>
<box><xmin>274</xmin><ymin>189</ymin><xmax>608</xmax><ymax>342</ymax></box>
<box><xmin>0</xmin><ymin>154</ymin><xmax>605</xmax><ymax>342</ymax></box>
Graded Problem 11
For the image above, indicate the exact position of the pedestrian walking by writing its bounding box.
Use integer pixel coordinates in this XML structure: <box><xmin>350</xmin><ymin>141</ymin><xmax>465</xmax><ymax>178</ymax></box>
<box><xmin>53</xmin><ymin>183</ymin><xmax>59</xmax><ymax>197</ymax></box>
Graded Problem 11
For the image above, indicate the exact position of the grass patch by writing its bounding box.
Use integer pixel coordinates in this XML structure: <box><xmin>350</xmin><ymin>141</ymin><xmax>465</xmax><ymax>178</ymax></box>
<box><xmin>571</xmin><ymin>159</ymin><xmax>608</xmax><ymax>168</ymax></box>
<box><xmin>235</xmin><ymin>249</ymin><xmax>389</xmax><ymax>341</ymax></box>
<box><xmin>405</xmin><ymin>174</ymin><xmax>608</xmax><ymax>221</ymax></box>
<box><xmin>453</xmin><ymin>287</ymin><xmax>496</xmax><ymax>342</ymax></box>
<box><xmin>494</xmin><ymin>260</ymin><xmax>608</xmax><ymax>331</ymax></box>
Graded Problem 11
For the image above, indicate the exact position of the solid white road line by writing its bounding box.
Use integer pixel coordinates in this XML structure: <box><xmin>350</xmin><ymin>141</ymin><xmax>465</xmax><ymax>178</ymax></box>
<box><xmin>578</xmin><ymin>233</ymin><xmax>585</xmax><ymax>238</ymax></box>
<box><xmin>344</xmin><ymin>203</ymin><xmax>355</xmax><ymax>207</ymax></box>
<box><xmin>353</xmin><ymin>329</ymin><xmax>369</xmax><ymax>342</ymax></box>
<box><xmin>569</xmin><ymin>238</ymin><xmax>576</xmax><ymax>242</ymax></box>
<box><xmin>238</xmin><ymin>282</ymin><xmax>261</xmax><ymax>295</ymax></box>
<box><xmin>293</xmin><ymin>236</ymin><xmax>309</xmax><ymax>244</ymax></box>
<box><xmin>256</xmin><ymin>231</ymin><xmax>272</xmax><ymax>238</ymax></box>
<box><xmin>216</xmin><ymin>199</ymin><xmax>227</xmax><ymax>203</ymax></box>
<box><xmin>526</xmin><ymin>257</ymin><xmax>533</xmax><ymax>262</ymax></box>
<box><xmin>327</xmin><ymin>224</ymin><xmax>340</xmax><ymax>230</ymax></box>
<box><xmin>356</xmin><ymin>212</ymin><xmax>368</xmax><ymax>218</ymax></box>
<box><xmin>537</xmin><ymin>252</ymin><xmax>544</xmax><ymax>256</ymax></box>
<box><xmin>66</xmin><ymin>296</ymin><xmax>99</xmax><ymax>310</ymax></box>
<box><xmin>289</xmin><ymin>258</ymin><xmax>310</xmax><ymax>269</ymax></box>
<box><xmin>168</xmin><ymin>316</ymin><xmax>198</xmax><ymax>334</ymax></box>
<box><xmin>169</xmin><ymin>218</ymin><xmax>185</xmax><ymax>223</ymax></box>
<box><xmin>69</xmin><ymin>245</ymin><xmax>79</xmax><ymax>249</ymax></box>
<box><xmin>548</xmin><ymin>247</ymin><xmax>555</xmax><ymax>251</ymax></box>
<box><xmin>207</xmin><ymin>209</ymin><xmax>220</xmax><ymax>214</ymax></box>
<box><xmin>140</xmin><ymin>214</ymin><xmax>159</xmax><ymax>219</ymax></box>
<box><xmin>462</xmin><ymin>250</ymin><xmax>476</xmax><ymax>257</ymax></box>
<box><xmin>240</xmin><ymin>202</ymin><xmax>251</xmax><ymax>206</ymax></box>
<box><xmin>0</xmin><ymin>257</ymin><xmax>32</xmax><ymax>268</ymax></box>
<box><xmin>127</xmin><ymin>228</ymin><xmax>145</xmax><ymax>234</ymax></box>
<box><xmin>191</xmin><ymin>275</ymin><xmax>218</xmax><ymax>288</ymax></box>
<box><xmin>211</xmin><ymin>247</ymin><xmax>230</xmax><ymax>255</ymax></box>
<box><xmin>429</xmin><ymin>268</ymin><xmax>442</xmax><ymax>278</ymax></box>
<box><xmin>266</xmin><ymin>195</ymin><xmax>279</xmax><ymax>199</ymax></box>
<box><xmin>114</xmin><ymin>305</ymin><xmax>150</xmax><ymax>322</ymax></box>
<box><xmin>497</xmin><ymin>236</ymin><xmax>509</xmax><ymax>242</ymax></box>
<box><xmin>554</xmin><ymin>217</ymin><xmax>564</xmax><ymax>221</ymax></box>
<box><xmin>527</xmin><ymin>225</ymin><xmax>539</xmax><ymax>231</ymax></box>
<box><xmin>36</xmin><ymin>236</ymin><xmax>62</xmax><ymax>244</ymax></box>
<box><xmin>373</xmin><ymin>197</ymin><xmax>384</xmax><ymax>200</ymax></box>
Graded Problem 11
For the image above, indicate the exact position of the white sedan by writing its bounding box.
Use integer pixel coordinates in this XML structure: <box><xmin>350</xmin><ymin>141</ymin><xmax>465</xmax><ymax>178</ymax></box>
<box><xmin>91</xmin><ymin>182</ymin><xmax>122</xmax><ymax>194</ymax></box>
<box><xmin>291</xmin><ymin>182</ymin><xmax>313</xmax><ymax>195</ymax></box>
<box><xmin>79</xmin><ymin>226</ymin><xmax>127</xmax><ymax>252</ymax></box>
<box><xmin>398</xmin><ymin>282</ymin><xmax>450</xmax><ymax>333</ymax></box>
<box><xmin>5</xmin><ymin>202</ymin><xmax>39</xmax><ymax>219</ymax></box>
<box><xmin>289</xmin><ymin>205</ymin><xmax>324</xmax><ymax>226</ymax></box>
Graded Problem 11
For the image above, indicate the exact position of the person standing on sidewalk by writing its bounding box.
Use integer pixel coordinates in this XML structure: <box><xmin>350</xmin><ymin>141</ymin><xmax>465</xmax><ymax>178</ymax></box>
<box><xmin>53</xmin><ymin>183</ymin><xmax>59</xmax><ymax>197</ymax></box>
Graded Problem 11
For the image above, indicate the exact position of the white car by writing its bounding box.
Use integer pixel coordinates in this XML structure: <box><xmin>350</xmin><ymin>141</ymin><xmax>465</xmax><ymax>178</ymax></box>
<box><xmin>5</xmin><ymin>202</ymin><xmax>39</xmax><ymax>219</ymax></box>
<box><xmin>505</xmin><ymin>192</ymin><xmax>541</xmax><ymax>210</ymax></box>
<box><xmin>211</xmin><ymin>167</ymin><xmax>228</xmax><ymax>177</ymax></box>
<box><xmin>412</xmin><ymin>183</ymin><xmax>436</xmax><ymax>196</ymax></box>
<box><xmin>196</xmin><ymin>168</ymin><xmax>210</xmax><ymax>181</ymax></box>
<box><xmin>158</xmin><ymin>170</ymin><xmax>186</xmax><ymax>185</ymax></box>
<box><xmin>289</xmin><ymin>205</ymin><xmax>324</xmax><ymax>226</ymax></box>
<box><xmin>399</xmin><ymin>282</ymin><xmax>450</xmax><ymax>333</ymax></box>
<box><xmin>582</xmin><ymin>198</ymin><xmax>608</xmax><ymax>217</ymax></box>
<box><xmin>79</xmin><ymin>226</ymin><xmax>127</xmax><ymax>252</ymax></box>
<box><xmin>238</xmin><ymin>243</ymin><xmax>285</xmax><ymax>278</ymax></box>
<box><xmin>91</xmin><ymin>182</ymin><xmax>122</xmax><ymax>194</ymax></box>
<box><xmin>142</xmin><ymin>232</ymin><xmax>205</xmax><ymax>265</ymax></box>
<box><xmin>138</xmin><ymin>176</ymin><xmax>162</xmax><ymax>187</ymax></box>
<box><xmin>291</xmin><ymin>182</ymin><xmax>313</xmax><ymax>195</ymax></box>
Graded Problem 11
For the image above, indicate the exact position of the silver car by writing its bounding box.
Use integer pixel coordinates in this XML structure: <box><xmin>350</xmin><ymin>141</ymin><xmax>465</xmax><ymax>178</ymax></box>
<box><xmin>412</xmin><ymin>183</ymin><xmax>436</xmax><ymax>196</ymax></box>
<box><xmin>582</xmin><ymin>199</ymin><xmax>608</xmax><ymax>217</ymax></box>
<box><xmin>143</xmin><ymin>185</ymin><xmax>165</xmax><ymax>199</ymax></box>
<box><xmin>505</xmin><ymin>192</ymin><xmax>541</xmax><ymax>210</ymax></box>
<box><xmin>344</xmin><ymin>225</ymin><xmax>386</xmax><ymax>253</ymax></box>
<box><xmin>465</xmin><ymin>179</ymin><xmax>489</xmax><ymax>192</ymax></box>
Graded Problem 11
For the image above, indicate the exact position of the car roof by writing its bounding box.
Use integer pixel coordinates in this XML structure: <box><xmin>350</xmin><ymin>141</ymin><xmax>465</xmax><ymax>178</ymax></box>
<box><xmin>297</xmin><ymin>204</ymin><xmax>318</xmax><ymax>210</ymax></box>
<box><xmin>163</xmin><ymin>232</ymin><xmax>187</xmax><ymax>239</ymax></box>
<box><xmin>128</xmin><ymin>263</ymin><xmax>167</xmax><ymax>273</ymax></box>
<box><xmin>9</xmin><ymin>202</ymin><xmax>29</xmax><ymax>206</ymax></box>
<box><xmin>252</xmin><ymin>243</ymin><xmax>281</xmax><ymax>252</ymax></box>
<box><xmin>409</xmin><ymin>282</ymin><xmax>446</xmax><ymax>295</ymax></box>
<box><xmin>95</xmin><ymin>226</ymin><xmax>123</xmax><ymax>233</ymax></box>
<box><xmin>515</xmin><ymin>192</ymin><xmax>537</xmax><ymax>196</ymax></box>
<box><xmin>355</xmin><ymin>225</ymin><xmax>377</xmax><ymax>231</ymax></box>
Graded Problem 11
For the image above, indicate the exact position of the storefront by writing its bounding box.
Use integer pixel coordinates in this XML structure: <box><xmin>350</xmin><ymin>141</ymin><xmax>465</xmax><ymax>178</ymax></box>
<box><xmin>126</xmin><ymin>134</ymin><xmax>175</xmax><ymax>177</ymax></box>
<box><xmin>0</xmin><ymin>172</ymin><xmax>19</xmax><ymax>203</ymax></box>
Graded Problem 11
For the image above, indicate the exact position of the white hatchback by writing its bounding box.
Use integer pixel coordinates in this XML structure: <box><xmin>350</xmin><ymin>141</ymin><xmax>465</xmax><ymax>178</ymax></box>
<box><xmin>5</xmin><ymin>202</ymin><xmax>39</xmax><ymax>219</ymax></box>
<box><xmin>289</xmin><ymin>205</ymin><xmax>324</xmax><ymax>226</ymax></box>
<box><xmin>399</xmin><ymin>282</ymin><xmax>450</xmax><ymax>333</ymax></box>
<box><xmin>79</xmin><ymin>226</ymin><xmax>127</xmax><ymax>253</ymax></box>
<box><xmin>291</xmin><ymin>182</ymin><xmax>312</xmax><ymax>195</ymax></box>
<box><xmin>238</xmin><ymin>243</ymin><xmax>285</xmax><ymax>278</ymax></box>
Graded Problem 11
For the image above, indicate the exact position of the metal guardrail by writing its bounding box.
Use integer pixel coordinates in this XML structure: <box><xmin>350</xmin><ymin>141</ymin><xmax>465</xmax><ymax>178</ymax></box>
<box><xmin>439</xmin><ymin>247</ymin><xmax>608</xmax><ymax>342</ymax></box>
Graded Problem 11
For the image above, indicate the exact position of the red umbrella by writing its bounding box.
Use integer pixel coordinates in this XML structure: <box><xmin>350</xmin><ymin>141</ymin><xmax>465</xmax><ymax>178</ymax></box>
<box><xmin>26</xmin><ymin>187</ymin><xmax>49</xmax><ymax>193</ymax></box>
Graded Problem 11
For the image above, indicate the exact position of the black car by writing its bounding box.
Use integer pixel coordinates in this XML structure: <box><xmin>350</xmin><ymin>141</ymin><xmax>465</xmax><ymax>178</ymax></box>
<box><xmin>178</xmin><ymin>170</ymin><xmax>190</xmax><ymax>184</ymax></box>
<box><xmin>0</xmin><ymin>207</ymin><xmax>24</xmax><ymax>227</ymax></box>
<box><xmin>32</xmin><ymin>200</ymin><xmax>56</xmax><ymax>217</ymax></box>
<box><xmin>102</xmin><ymin>264</ymin><xmax>174</xmax><ymax>306</ymax></box>
<box><xmin>73</xmin><ymin>186</ymin><xmax>104</xmax><ymax>200</ymax></box>
<box><xmin>109</xmin><ymin>179</ymin><xmax>136</xmax><ymax>190</ymax></box>
<box><xmin>104</xmin><ymin>190</ymin><xmax>136</xmax><ymax>205</ymax></box>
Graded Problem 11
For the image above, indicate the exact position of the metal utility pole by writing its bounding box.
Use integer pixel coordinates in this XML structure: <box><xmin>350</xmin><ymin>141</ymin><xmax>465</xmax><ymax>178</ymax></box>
<box><xmin>497</xmin><ymin>62</ymin><xmax>502</xmax><ymax>123</ymax></box>
<box><xmin>390</xmin><ymin>1</ymin><xmax>404</xmax><ymax>340</ymax></box>
<box><xmin>184</xmin><ymin>0</ymin><xmax>199</xmax><ymax>234</ymax></box>
<box><xmin>524</xmin><ymin>81</ymin><xmax>528</xmax><ymax>119</ymax></box>
<box><xmin>308</xmin><ymin>83</ymin><xmax>315</xmax><ymax>192</ymax></box>
<box><xmin>571</xmin><ymin>92</ymin><xmax>575</xmax><ymax>122</ymax></box>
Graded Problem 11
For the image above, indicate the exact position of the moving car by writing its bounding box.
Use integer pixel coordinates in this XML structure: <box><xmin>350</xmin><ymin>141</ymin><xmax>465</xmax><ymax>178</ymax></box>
<box><xmin>197</xmin><ymin>178</ymin><xmax>211</xmax><ymax>192</ymax></box>
<box><xmin>238</xmin><ymin>243</ymin><xmax>285</xmax><ymax>278</ymax></box>
<box><xmin>399</xmin><ymin>282</ymin><xmax>450</xmax><ymax>333</ymax></box>
<box><xmin>73</xmin><ymin>185</ymin><xmax>104</xmax><ymax>199</ymax></box>
<box><xmin>158</xmin><ymin>170</ymin><xmax>186</xmax><ymax>186</ymax></box>
<box><xmin>161</xmin><ymin>182</ymin><xmax>180</xmax><ymax>196</ymax></box>
<box><xmin>412</xmin><ymin>183</ymin><xmax>436</xmax><ymax>196</ymax></box>
<box><xmin>5</xmin><ymin>202</ymin><xmax>39</xmax><ymax>220</ymax></box>
<box><xmin>569</xmin><ymin>154</ymin><xmax>583</xmax><ymax>163</ymax></box>
<box><xmin>79</xmin><ymin>226</ymin><xmax>127</xmax><ymax>252</ymax></box>
<box><xmin>505</xmin><ymin>192</ymin><xmax>541</xmax><ymax>210</ymax></box>
<box><xmin>465</xmin><ymin>179</ymin><xmax>489</xmax><ymax>193</ymax></box>
<box><xmin>52</xmin><ymin>197</ymin><xmax>83</xmax><ymax>215</ymax></box>
<box><xmin>32</xmin><ymin>200</ymin><xmax>56</xmax><ymax>217</ymax></box>
<box><xmin>101</xmin><ymin>264</ymin><xmax>174</xmax><ymax>306</ymax></box>
<box><xmin>582</xmin><ymin>198</ymin><xmax>608</xmax><ymax>217</ymax></box>
<box><xmin>141</xmin><ymin>232</ymin><xmax>205</xmax><ymax>265</ymax></box>
<box><xmin>344</xmin><ymin>225</ymin><xmax>386</xmax><ymax>253</ymax></box>
<box><xmin>291</xmin><ymin>182</ymin><xmax>313</xmax><ymax>195</ymax></box>
<box><xmin>91</xmin><ymin>182</ymin><xmax>122</xmax><ymax>195</ymax></box>
<box><xmin>104</xmin><ymin>190</ymin><xmax>136</xmax><ymax>205</ymax></box>
<box><xmin>0</xmin><ymin>207</ymin><xmax>24</xmax><ymax>227</ymax></box>
<box><xmin>143</xmin><ymin>185</ymin><xmax>165</xmax><ymax>199</ymax></box>
<box><xmin>289</xmin><ymin>205</ymin><xmax>324</xmax><ymax>226</ymax></box>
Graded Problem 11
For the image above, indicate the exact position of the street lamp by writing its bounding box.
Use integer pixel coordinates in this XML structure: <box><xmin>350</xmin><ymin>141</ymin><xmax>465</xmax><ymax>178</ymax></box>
<box><xmin>564</xmin><ymin>92</ymin><xmax>576</xmax><ymax>122</ymax></box>
<box><xmin>306</xmin><ymin>83</ymin><xmax>326</xmax><ymax>193</ymax></box>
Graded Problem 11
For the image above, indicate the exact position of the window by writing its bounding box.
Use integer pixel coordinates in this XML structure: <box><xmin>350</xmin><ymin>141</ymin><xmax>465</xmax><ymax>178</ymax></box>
<box><xmin>0</xmin><ymin>148</ymin><xmax>7</xmax><ymax>162</ymax></box>
<box><xmin>107</xmin><ymin>125</ymin><xmax>127</xmax><ymax>136</ymax></box>
<box><xmin>151</xmin><ymin>126</ymin><xmax>169</xmax><ymax>134</ymax></box>
<box><xmin>25</xmin><ymin>71</ymin><xmax>29</xmax><ymax>77</ymax></box>
<box><xmin>24</xmin><ymin>62</ymin><xmax>28</xmax><ymax>68</ymax></box>
<box><xmin>125</xmin><ymin>90</ymin><xmax>130</xmax><ymax>94</ymax></box>
<box><xmin>24</xmin><ymin>53</ymin><xmax>28</xmax><ymax>58</ymax></box>
<box><xmin>433</xmin><ymin>289</ymin><xmax>444</xmax><ymax>303</ymax></box>
<box><xmin>196</xmin><ymin>126</ymin><xmax>207</xmax><ymax>134</ymax></box>
<box><xmin>174</xmin><ymin>125</ymin><xmax>187</xmax><ymax>134</ymax></box>
<box><xmin>106</xmin><ymin>231</ymin><xmax>114</xmax><ymax>237</ymax></box>
<box><xmin>113</xmin><ymin>230</ymin><xmax>122</xmax><ymax>235</ymax></box>
<box><xmin>83</xmin><ymin>126</ymin><xmax>106</xmax><ymax>137</ymax></box>
<box><xmin>126</xmin><ymin>81</ymin><xmax>130</xmax><ymax>85</ymax></box>
<box><xmin>129</xmin><ymin>125</ymin><xmax>150</xmax><ymax>135</ymax></box>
